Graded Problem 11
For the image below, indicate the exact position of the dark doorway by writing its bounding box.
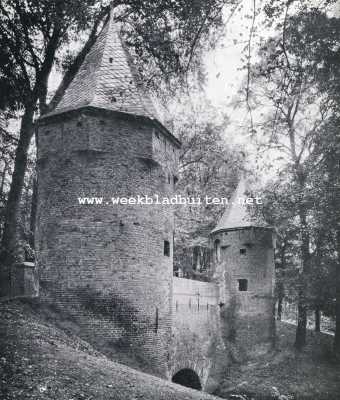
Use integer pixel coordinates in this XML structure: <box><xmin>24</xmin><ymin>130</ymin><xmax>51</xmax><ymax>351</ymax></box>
<box><xmin>172</xmin><ymin>369</ymin><xmax>202</xmax><ymax>390</ymax></box>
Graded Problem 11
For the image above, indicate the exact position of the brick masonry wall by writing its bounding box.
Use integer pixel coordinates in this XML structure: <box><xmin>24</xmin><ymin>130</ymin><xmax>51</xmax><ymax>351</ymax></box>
<box><xmin>35</xmin><ymin>108</ymin><xmax>179</xmax><ymax>377</ymax></box>
<box><xmin>35</xmin><ymin>106</ymin><xmax>275</xmax><ymax>385</ymax></box>
<box><xmin>211</xmin><ymin>228</ymin><xmax>276</xmax><ymax>355</ymax></box>
<box><xmin>171</xmin><ymin>277</ymin><xmax>226</xmax><ymax>390</ymax></box>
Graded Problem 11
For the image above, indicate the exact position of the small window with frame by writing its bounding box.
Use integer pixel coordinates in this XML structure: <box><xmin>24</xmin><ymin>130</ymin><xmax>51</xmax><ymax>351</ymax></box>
<box><xmin>164</xmin><ymin>240</ymin><xmax>170</xmax><ymax>256</ymax></box>
<box><xmin>238</xmin><ymin>279</ymin><xmax>248</xmax><ymax>292</ymax></box>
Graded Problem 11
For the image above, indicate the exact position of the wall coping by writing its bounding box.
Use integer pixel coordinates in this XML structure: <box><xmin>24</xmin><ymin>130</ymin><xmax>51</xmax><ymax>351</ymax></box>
<box><xmin>13</xmin><ymin>262</ymin><xmax>35</xmax><ymax>269</ymax></box>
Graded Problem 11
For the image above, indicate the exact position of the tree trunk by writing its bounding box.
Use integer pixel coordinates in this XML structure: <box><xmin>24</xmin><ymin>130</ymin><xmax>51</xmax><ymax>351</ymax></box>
<box><xmin>295</xmin><ymin>209</ymin><xmax>310</xmax><ymax>350</ymax></box>
<box><xmin>277</xmin><ymin>295</ymin><xmax>283</xmax><ymax>321</ymax></box>
<box><xmin>315</xmin><ymin>306</ymin><xmax>321</xmax><ymax>333</ymax></box>
<box><xmin>0</xmin><ymin>107</ymin><xmax>34</xmax><ymax>275</ymax></box>
<box><xmin>0</xmin><ymin>7</ymin><xmax>109</xmax><ymax>298</ymax></box>
<box><xmin>295</xmin><ymin>292</ymin><xmax>307</xmax><ymax>349</ymax></box>
<box><xmin>29</xmin><ymin>177</ymin><xmax>38</xmax><ymax>249</ymax></box>
<box><xmin>276</xmin><ymin>241</ymin><xmax>286</xmax><ymax>321</ymax></box>
<box><xmin>334</xmin><ymin>228</ymin><xmax>340</xmax><ymax>359</ymax></box>
<box><xmin>276</xmin><ymin>278</ymin><xmax>285</xmax><ymax>321</ymax></box>
<box><xmin>0</xmin><ymin>160</ymin><xmax>8</xmax><ymax>201</ymax></box>
<box><xmin>271</xmin><ymin>300</ymin><xmax>277</xmax><ymax>349</ymax></box>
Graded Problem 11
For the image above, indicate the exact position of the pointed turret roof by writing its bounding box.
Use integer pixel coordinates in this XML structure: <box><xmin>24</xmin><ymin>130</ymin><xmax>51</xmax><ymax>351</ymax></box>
<box><xmin>211</xmin><ymin>177</ymin><xmax>270</xmax><ymax>234</ymax></box>
<box><xmin>50</xmin><ymin>11</ymin><xmax>159</xmax><ymax>120</ymax></box>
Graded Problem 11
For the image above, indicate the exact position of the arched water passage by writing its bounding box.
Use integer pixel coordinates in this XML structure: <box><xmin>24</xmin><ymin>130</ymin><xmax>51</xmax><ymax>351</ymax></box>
<box><xmin>172</xmin><ymin>369</ymin><xmax>202</xmax><ymax>390</ymax></box>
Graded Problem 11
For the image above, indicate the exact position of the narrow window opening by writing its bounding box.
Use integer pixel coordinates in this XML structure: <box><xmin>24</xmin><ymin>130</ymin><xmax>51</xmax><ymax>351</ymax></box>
<box><xmin>164</xmin><ymin>240</ymin><xmax>170</xmax><ymax>256</ymax></box>
<box><xmin>168</xmin><ymin>174</ymin><xmax>171</xmax><ymax>184</ymax></box>
<box><xmin>155</xmin><ymin>307</ymin><xmax>159</xmax><ymax>333</ymax></box>
<box><xmin>240</xmin><ymin>248</ymin><xmax>246</xmax><ymax>255</ymax></box>
<box><xmin>109</xmin><ymin>57</ymin><xmax>113</xmax><ymax>63</ymax></box>
<box><xmin>238</xmin><ymin>279</ymin><xmax>248</xmax><ymax>292</ymax></box>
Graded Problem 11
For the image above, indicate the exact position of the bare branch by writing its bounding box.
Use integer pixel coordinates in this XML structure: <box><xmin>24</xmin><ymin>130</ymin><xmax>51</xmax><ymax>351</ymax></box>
<box><xmin>14</xmin><ymin>0</ymin><xmax>42</xmax><ymax>71</ymax></box>
<box><xmin>246</xmin><ymin>0</ymin><xmax>256</xmax><ymax>134</ymax></box>
<box><xmin>281</xmin><ymin>0</ymin><xmax>292</xmax><ymax>70</ymax></box>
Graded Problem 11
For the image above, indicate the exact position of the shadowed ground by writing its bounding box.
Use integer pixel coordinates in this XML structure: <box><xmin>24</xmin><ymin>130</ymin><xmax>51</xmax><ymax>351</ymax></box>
<box><xmin>1</xmin><ymin>299</ymin><xmax>340</xmax><ymax>400</ymax></box>
<box><xmin>216</xmin><ymin>322</ymin><xmax>340</xmax><ymax>400</ymax></box>
<box><xmin>0</xmin><ymin>300</ymin><xmax>219</xmax><ymax>400</ymax></box>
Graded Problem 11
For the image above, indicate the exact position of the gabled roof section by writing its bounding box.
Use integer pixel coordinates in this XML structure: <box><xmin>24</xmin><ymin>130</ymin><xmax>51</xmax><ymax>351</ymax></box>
<box><xmin>211</xmin><ymin>177</ymin><xmax>270</xmax><ymax>234</ymax></box>
<box><xmin>52</xmin><ymin>11</ymin><xmax>158</xmax><ymax>120</ymax></box>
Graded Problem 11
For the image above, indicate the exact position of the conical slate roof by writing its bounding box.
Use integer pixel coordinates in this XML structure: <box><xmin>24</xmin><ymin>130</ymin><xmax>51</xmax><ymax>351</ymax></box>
<box><xmin>211</xmin><ymin>178</ymin><xmax>269</xmax><ymax>234</ymax></box>
<box><xmin>52</xmin><ymin>11</ymin><xmax>158</xmax><ymax>119</ymax></box>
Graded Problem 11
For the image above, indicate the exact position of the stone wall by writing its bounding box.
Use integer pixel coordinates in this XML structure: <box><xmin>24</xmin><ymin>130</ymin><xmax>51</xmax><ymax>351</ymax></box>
<box><xmin>212</xmin><ymin>227</ymin><xmax>276</xmax><ymax>356</ymax></box>
<box><xmin>35</xmin><ymin>107</ymin><xmax>179</xmax><ymax>377</ymax></box>
<box><xmin>11</xmin><ymin>262</ymin><xmax>39</xmax><ymax>298</ymax></box>
<box><xmin>0</xmin><ymin>262</ymin><xmax>39</xmax><ymax>300</ymax></box>
<box><xmin>34</xmin><ymin>105</ymin><xmax>275</xmax><ymax>386</ymax></box>
<box><xmin>171</xmin><ymin>277</ymin><xmax>225</xmax><ymax>390</ymax></box>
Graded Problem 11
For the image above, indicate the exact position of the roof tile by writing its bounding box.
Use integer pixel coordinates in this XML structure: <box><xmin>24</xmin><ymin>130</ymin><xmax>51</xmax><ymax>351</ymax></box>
<box><xmin>211</xmin><ymin>178</ymin><xmax>270</xmax><ymax>233</ymax></box>
<box><xmin>54</xmin><ymin>12</ymin><xmax>158</xmax><ymax>120</ymax></box>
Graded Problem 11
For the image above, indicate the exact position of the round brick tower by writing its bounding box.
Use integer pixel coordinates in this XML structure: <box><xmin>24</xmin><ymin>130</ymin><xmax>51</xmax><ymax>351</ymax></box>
<box><xmin>35</xmin><ymin>13</ymin><xmax>180</xmax><ymax>377</ymax></box>
<box><xmin>211</xmin><ymin>179</ymin><xmax>276</xmax><ymax>355</ymax></box>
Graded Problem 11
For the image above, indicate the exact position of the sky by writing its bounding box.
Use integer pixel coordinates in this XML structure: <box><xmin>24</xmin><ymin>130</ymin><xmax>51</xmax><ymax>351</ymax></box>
<box><xmin>46</xmin><ymin>0</ymin><xmax>338</xmax><ymax>175</ymax></box>
<box><xmin>202</xmin><ymin>0</ymin><xmax>340</xmax><ymax>181</ymax></box>
<box><xmin>204</xmin><ymin>0</ymin><xmax>265</xmax><ymax>151</ymax></box>
<box><xmin>203</xmin><ymin>1</ymin><xmax>265</xmax><ymax>176</ymax></box>
<box><xmin>204</xmin><ymin>0</ymin><xmax>340</xmax><ymax>137</ymax></box>
<box><xmin>46</xmin><ymin>1</ymin><xmax>254</xmax><ymax>139</ymax></box>
<box><xmin>205</xmin><ymin>3</ymin><xmax>252</xmax><ymax>112</ymax></box>
<box><xmin>163</xmin><ymin>0</ymin><xmax>257</xmax><ymax>155</ymax></box>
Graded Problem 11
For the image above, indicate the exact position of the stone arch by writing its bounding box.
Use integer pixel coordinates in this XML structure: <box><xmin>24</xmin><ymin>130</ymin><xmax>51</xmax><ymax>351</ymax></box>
<box><xmin>172</xmin><ymin>368</ymin><xmax>202</xmax><ymax>390</ymax></box>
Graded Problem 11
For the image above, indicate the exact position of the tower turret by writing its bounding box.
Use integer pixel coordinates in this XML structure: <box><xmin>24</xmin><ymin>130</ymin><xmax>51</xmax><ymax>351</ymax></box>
<box><xmin>35</xmin><ymin>11</ymin><xmax>180</xmax><ymax>377</ymax></box>
<box><xmin>211</xmin><ymin>178</ymin><xmax>275</xmax><ymax>355</ymax></box>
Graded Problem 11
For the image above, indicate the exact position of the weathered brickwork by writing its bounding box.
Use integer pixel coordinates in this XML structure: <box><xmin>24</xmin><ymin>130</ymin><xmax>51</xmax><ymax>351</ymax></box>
<box><xmin>31</xmin><ymin>8</ymin><xmax>276</xmax><ymax>392</ymax></box>
<box><xmin>211</xmin><ymin>227</ymin><xmax>276</xmax><ymax>355</ymax></box>
<box><xmin>34</xmin><ymin>106</ymin><xmax>275</xmax><ymax>388</ymax></box>
<box><xmin>171</xmin><ymin>278</ymin><xmax>224</xmax><ymax>390</ymax></box>
<box><xmin>36</xmin><ymin>107</ymin><xmax>180</xmax><ymax>377</ymax></box>
<box><xmin>11</xmin><ymin>262</ymin><xmax>38</xmax><ymax>298</ymax></box>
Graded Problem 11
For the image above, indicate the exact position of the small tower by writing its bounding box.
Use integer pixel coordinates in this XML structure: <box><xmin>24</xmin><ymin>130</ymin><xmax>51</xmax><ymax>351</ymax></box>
<box><xmin>211</xmin><ymin>178</ymin><xmax>275</xmax><ymax>355</ymax></box>
<box><xmin>35</xmin><ymin>11</ymin><xmax>180</xmax><ymax>376</ymax></box>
